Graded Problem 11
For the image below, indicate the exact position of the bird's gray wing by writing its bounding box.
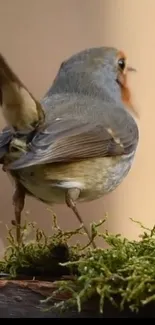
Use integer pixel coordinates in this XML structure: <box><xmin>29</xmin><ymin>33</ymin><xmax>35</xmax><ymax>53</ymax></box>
<box><xmin>0</xmin><ymin>126</ymin><xmax>13</xmax><ymax>161</ymax></box>
<box><xmin>7</xmin><ymin>95</ymin><xmax>138</xmax><ymax>170</ymax></box>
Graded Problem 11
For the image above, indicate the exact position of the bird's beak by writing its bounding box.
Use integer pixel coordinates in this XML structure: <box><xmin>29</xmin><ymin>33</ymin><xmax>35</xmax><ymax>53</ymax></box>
<box><xmin>127</xmin><ymin>66</ymin><xmax>137</xmax><ymax>72</ymax></box>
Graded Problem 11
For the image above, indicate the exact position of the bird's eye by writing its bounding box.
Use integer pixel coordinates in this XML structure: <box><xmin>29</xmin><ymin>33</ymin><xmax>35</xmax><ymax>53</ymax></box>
<box><xmin>118</xmin><ymin>58</ymin><xmax>126</xmax><ymax>71</ymax></box>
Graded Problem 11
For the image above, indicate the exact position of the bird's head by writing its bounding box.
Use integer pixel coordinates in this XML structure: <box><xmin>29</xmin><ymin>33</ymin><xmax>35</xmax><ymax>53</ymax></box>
<box><xmin>51</xmin><ymin>46</ymin><xmax>138</xmax><ymax>117</ymax></box>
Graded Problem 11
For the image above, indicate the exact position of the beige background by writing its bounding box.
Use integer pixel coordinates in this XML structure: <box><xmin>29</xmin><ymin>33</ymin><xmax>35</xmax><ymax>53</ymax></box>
<box><xmin>0</xmin><ymin>0</ymin><xmax>153</xmax><ymax>252</ymax></box>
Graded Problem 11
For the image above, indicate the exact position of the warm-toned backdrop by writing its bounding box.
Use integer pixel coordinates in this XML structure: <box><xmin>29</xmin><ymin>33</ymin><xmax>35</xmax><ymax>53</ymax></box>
<box><xmin>0</xmin><ymin>0</ymin><xmax>153</xmax><ymax>253</ymax></box>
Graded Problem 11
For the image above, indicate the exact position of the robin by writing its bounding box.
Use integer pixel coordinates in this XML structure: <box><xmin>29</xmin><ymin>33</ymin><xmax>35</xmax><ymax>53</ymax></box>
<box><xmin>0</xmin><ymin>47</ymin><xmax>139</xmax><ymax>248</ymax></box>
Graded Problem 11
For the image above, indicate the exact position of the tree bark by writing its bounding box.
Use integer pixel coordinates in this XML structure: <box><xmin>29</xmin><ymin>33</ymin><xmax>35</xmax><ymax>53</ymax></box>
<box><xmin>0</xmin><ymin>279</ymin><xmax>154</xmax><ymax>318</ymax></box>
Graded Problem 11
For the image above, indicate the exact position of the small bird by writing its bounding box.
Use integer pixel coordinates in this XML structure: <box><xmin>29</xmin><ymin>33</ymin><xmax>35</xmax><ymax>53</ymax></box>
<box><xmin>0</xmin><ymin>47</ymin><xmax>139</xmax><ymax>247</ymax></box>
<box><xmin>0</xmin><ymin>53</ymin><xmax>45</xmax><ymax>243</ymax></box>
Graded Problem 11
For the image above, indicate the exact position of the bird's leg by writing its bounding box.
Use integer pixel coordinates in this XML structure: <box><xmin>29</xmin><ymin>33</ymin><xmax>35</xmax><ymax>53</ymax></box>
<box><xmin>65</xmin><ymin>188</ymin><xmax>96</xmax><ymax>249</ymax></box>
<box><xmin>11</xmin><ymin>181</ymin><xmax>25</xmax><ymax>244</ymax></box>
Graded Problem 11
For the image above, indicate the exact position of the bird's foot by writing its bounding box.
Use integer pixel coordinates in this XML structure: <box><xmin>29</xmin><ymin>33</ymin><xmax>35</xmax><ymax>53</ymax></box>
<box><xmin>66</xmin><ymin>188</ymin><xmax>96</xmax><ymax>249</ymax></box>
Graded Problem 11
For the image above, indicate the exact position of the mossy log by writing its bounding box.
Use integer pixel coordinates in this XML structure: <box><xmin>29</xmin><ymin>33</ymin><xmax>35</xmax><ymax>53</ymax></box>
<box><xmin>1</xmin><ymin>219</ymin><xmax>155</xmax><ymax>318</ymax></box>
<box><xmin>0</xmin><ymin>279</ymin><xmax>154</xmax><ymax>318</ymax></box>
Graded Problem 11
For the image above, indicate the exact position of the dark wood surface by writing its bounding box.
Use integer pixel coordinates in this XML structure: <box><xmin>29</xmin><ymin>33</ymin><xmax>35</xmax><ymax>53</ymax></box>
<box><xmin>0</xmin><ymin>279</ymin><xmax>154</xmax><ymax>318</ymax></box>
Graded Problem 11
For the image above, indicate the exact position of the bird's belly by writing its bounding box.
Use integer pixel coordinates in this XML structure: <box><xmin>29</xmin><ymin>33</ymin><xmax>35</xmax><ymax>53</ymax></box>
<box><xmin>17</xmin><ymin>152</ymin><xmax>135</xmax><ymax>204</ymax></box>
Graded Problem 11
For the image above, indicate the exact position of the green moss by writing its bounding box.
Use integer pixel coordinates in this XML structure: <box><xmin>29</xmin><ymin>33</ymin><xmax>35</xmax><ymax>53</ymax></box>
<box><xmin>41</xmin><ymin>218</ymin><xmax>155</xmax><ymax>314</ymax></box>
<box><xmin>0</xmin><ymin>214</ymin><xmax>85</xmax><ymax>278</ymax></box>
<box><xmin>1</xmin><ymin>215</ymin><xmax>155</xmax><ymax>315</ymax></box>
